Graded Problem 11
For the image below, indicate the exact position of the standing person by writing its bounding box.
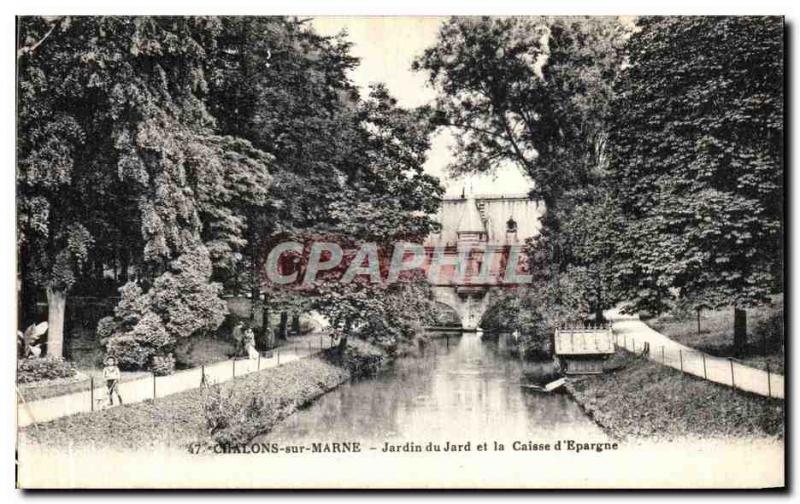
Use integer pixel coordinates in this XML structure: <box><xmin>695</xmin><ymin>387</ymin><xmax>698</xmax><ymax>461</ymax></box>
<box><xmin>244</xmin><ymin>326</ymin><xmax>258</xmax><ymax>360</ymax></box>
<box><xmin>103</xmin><ymin>356</ymin><xmax>123</xmax><ymax>406</ymax></box>
<box><xmin>232</xmin><ymin>321</ymin><xmax>245</xmax><ymax>356</ymax></box>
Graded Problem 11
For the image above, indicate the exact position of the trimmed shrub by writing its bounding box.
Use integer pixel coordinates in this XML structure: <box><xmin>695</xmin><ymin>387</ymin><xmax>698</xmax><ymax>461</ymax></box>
<box><xmin>105</xmin><ymin>312</ymin><xmax>171</xmax><ymax>370</ymax></box>
<box><xmin>151</xmin><ymin>353</ymin><xmax>176</xmax><ymax>376</ymax></box>
<box><xmin>100</xmin><ymin>247</ymin><xmax>227</xmax><ymax>374</ymax></box>
<box><xmin>18</xmin><ymin>356</ymin><xmax>76</xmax><ymax>384</ymax></box>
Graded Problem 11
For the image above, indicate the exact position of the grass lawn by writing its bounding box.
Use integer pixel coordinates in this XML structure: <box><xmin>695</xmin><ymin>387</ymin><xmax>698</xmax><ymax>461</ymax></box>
<box><xmin>20</xmin><ymin>341</ymin><xmax>385</xmax><ymax>451</ymax></box>
<box><xmin>646</xmin><ymin>295</ymin><xmax>784</xmax><ymax>374</ymax></box>
<box><xmin>566</xmin><ymin>354</ymin><xmax>784</xmax><ymax>441</ymax></box>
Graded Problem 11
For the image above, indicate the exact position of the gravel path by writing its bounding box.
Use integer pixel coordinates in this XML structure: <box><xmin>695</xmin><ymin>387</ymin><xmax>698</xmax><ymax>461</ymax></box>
<box><xmin>17</xmin><ymin>334</ymin><xmax>335</xmax><ymax>428</ymax></box>
<box><xmin>606</xmin><ymin>309</ymin><xmax>784</xmax><ymax>399</ymax></box>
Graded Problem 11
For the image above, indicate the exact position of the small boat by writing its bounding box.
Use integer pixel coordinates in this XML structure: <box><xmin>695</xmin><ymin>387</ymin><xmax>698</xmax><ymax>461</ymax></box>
<box><xmin>544</xmin><ymin>377</ymin><xmax>567</xmax><ymax>391</ymax></box>
<box><xmin>520</xmin><ymin>377</ymin><xmax>567</xmax><ymax>393</ymax></box>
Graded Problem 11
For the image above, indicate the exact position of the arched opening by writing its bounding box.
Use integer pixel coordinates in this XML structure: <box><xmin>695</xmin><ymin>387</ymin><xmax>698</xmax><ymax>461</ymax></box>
<box><xmin>427</xmin><ymin>301</ymin><xmax>462</xmax><ymax>328</ymax></box>
<box><xmin>479</xmin><ymin>298</ymin><xmax>518</xmax><ymax>333</ymax></box>
<box><xmin>478</xmin><ymin>294</ymin><xmax>552</xmax><ymax>359</ymax></box>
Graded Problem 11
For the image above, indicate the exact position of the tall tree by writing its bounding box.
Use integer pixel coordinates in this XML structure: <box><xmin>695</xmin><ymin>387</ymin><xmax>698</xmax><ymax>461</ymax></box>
<box><xmin>414</xmin><ymin>16</ymin><xmax>628</xmax><ymax>319</ymax></box>
<box><xmin>205</xmin><ymin>19</ymin><xmax>443</xmax><ymax>349</ymax></box>
<box><xmin>17</xmin><ymin>16</ymin><xmax>273</xmax><ymax>358</ymax></box>
<box><xmin>609</xmin><ymin>16</ymin><xmax>784</xmax><ymax>353</ymax></box>
<box><xmin>204</xmin><ymin>17</ymin><xmax>362</xmax><ymax>336</ymax></box>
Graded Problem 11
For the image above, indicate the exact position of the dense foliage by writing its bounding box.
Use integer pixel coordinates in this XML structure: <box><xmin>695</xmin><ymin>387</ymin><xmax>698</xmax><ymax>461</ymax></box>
<box><xmin>609</xmin><ymin>16</ymin><xmax>783</xmax><ymax>315</ymax></box>
<box><xmin>17</xmin><ymin>16</ymin><xmax>444</xmax><ymax>369</ymax></box>
<box><xmin>17</xmin><ymin>356</ymin><xmax>76</xmax><ymax>384</ymax></box>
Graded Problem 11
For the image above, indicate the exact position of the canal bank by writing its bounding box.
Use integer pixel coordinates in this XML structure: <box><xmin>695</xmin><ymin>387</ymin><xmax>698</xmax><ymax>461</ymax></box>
<box><xmin>207</xmin><ymin>339</ymin><xmax>386</xmax><ymax>446</ymax></box>
<box><xmin>20</xmin><ymin>340</ymin><xmax>387</xmax><ymax>451</ymax></box>
<box><xmin>565</xmin><ymin>353</ymin><xmax>784</xmax><ymax>441</ymax></box>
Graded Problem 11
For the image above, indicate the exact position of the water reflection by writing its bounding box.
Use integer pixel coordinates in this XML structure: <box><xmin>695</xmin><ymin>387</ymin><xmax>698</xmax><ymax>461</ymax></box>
<box><xmin>259</xmin><ymin>332</ymin><xmax>605</xmax><ymax>445</ymax></box>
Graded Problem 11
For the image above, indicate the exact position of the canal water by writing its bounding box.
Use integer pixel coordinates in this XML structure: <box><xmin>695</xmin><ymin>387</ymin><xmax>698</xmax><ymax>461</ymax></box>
<box><xmin>258</xmin><ymin>331</ymin><xmax>606</xmax><ymax>448</ymax></box>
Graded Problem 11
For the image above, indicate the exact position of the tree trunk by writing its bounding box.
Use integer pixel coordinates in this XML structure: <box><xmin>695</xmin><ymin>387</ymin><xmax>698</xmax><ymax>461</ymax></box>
<box><xmin>291</xmin><ymin>313</ymin><xmax>301</xmax><ymax>336</ymax></box>
<box><xmin>594</xmin><ymin>304</ymin><xmax>605</xmax><ymax>325</ymax></box>
<box><xmin>696</xmin><ymin>309</ymin><xmax>702</xmax><ymax>334</ymax></box>
<box><xmin>250</xmin><ymin>285</ymin><xmax>261</xmax><ymax>325</ymax></box>
<box><xmin>46</xmin><ymin>287</ymin><xmax>67</xmax><ymax>357</ymax></box>
<box><xmin>733</xmin><ymin>307</ymin><xmax>747</xmax><ymax>357</ymax></box>
<box><xmin>338</xmin><ymin>318</ymin><xmax>353</xmax><ymax>355</ymax></box>
<box><xmin>94</xmin><ymin>259</ymin><xmax>104</xmax><ymax>284</ymax></box>
<box><xmin>259</xmin><ymin>295</ymin><xmax>272</xmax><ymax>350</ymax></box>
<box><xmin>278</xmin><ymin>311</ymin><xmax>288</xmax><ymax>340</ymax></box>
<box><xmin>120</xmin><ymin>251</ymin><xmax>129</xmax><ymax>283</ymax></box>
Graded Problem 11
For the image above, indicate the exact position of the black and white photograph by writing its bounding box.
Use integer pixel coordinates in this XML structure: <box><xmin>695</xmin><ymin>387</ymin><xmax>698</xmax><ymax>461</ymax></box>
<box><xmin>10</xmin><ymin>5</ymin><xmax>788</xmax><ymax>490</ymax></box>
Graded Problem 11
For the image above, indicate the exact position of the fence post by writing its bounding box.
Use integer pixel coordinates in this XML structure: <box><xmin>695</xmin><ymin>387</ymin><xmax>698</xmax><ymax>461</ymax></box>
<box><xmin>277</xmin><ymin>350</ymin><xmax>280</xmax><ymax>365</ymax></box>
<box><xmin>153</xmin><ymin>373</ymin><xmax>157</xmax><ymax>400</ymax></box>
<box><xmin>661</xmin><ymin>346</ymin><xmax>665</xmax><ymax>364</ymax></box>
<box><xmin>320</xmin><ymin>334</ymin><xmax>323</xmax><ymax>349</ymax></box>
<box><xmin>257</xmin><ymin>353</ymin><xmax>261</xmax><ymax>371</ymax></box>
<box><xmin>729</xmin><ymin>358</ymin><xmax>735</xmax><ymax>389</ymax></box>
<box><xmin>702</xmin><ymin>353</ymin><xmax>707</xmax><ymax>379</ymax></box>
<box><xmin>679</xmin><ymin>350</ymin><xmax>683</xmax><ymax>372</ymax></box>
<box><xmin>201</xmin><ymin>364</ymin><xmax>206</xmax><ymax>387</ymax></box>
<box><xmin>766</xmin><ymin>362</ymin><xmax>772</xmax><ymax>398</ymax></box>
<box><xmin>232</xmin><ymin>359</ymin><xmax>236</xmax><ymax>379</ymax></box>
<box><xmin>90</xmin><ymin>376</ymin><xmax>95</xmax><ymax>411</ymax></box>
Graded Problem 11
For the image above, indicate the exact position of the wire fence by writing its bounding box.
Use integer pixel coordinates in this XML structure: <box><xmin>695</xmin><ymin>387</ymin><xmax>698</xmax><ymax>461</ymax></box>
<box><xmin>17</xmin><ymin>334</ymin><xmax>338</xmax><ymax>427</ymax></box>
<box><xmin>612</xmin><ymin>332</ymin><xmax>781</xmax><ymax>399</ymax></box>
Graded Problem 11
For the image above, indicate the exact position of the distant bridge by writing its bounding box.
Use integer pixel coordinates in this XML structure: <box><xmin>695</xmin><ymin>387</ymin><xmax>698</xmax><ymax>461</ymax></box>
<box><xmin>424</xmin><ymin>193</ymin><xmax>544</xmax><ymax>331</ymax></box>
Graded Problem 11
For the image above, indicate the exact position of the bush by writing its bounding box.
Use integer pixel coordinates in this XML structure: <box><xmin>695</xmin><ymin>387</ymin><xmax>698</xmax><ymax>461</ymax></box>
<box><xmin>151</xmin><ymin>353</ymin><xmax>176</xmax><ymax>376</ymax></box>
<box><xmin>753</xmin><ymin>308</ymin><xmax>784</xmax><ymax>353</ymax></box>
<box><xmin>105</xmin><ymin>312</ymin><xmax>171</xmax><ymax>370</ymax></box>
<box><xmin>100</xmin><ymin>247</ymin><xmax>227</xmax><ymax>374</ymax></box>
<box><xmin>298</xmin><ymin>317</ymin><xmax>316</xmax><ymax>334</ymax></box>
<box><xmin>204</xmin><ymin>357</ymin><xmax>350</xmax><ymax>446</ymax></box>
<box><xmin>337</xmin><ymin>339</ymin><xmax>386</xmax><ymax>376</ymax></box>
<box><xmin>203</xmin><ymin>386</ymin><xmax>239</xmax><ymax>437</ymax></box>
<box><xmin>17</xmin><ymin>356</ymin><xmax>76</xmax><ymax>384</ymax></box>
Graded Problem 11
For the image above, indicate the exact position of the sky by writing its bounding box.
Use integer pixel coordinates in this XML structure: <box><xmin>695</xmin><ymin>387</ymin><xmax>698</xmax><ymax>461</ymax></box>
<box><xmin>311</xmin><ymin>17</ymin><xmax>534</xmax><ymax>197</ymax></box>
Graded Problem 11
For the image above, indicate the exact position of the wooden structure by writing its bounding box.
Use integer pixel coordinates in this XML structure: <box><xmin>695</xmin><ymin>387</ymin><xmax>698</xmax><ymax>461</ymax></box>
<box><xmin>554</xmin><ymin>326</ymin><xmax>615</xmax><ymax>375</ymax></box>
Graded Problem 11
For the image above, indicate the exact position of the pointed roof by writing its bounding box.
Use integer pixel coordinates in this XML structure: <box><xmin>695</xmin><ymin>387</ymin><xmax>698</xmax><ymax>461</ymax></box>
<box><xmin>457</xmin><ymin>195</ymin><xmax>485</xmax><ymax>234</ymax></box>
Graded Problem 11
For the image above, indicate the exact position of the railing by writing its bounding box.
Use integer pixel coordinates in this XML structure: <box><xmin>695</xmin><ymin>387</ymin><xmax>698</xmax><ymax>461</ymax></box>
<box><xmin>554</xmin><ymin>324</ymin><xmax>614</xmax><ymax>355</ymax></box>
<box><xmin>17</xmin><ymin>334</ymin><xmax>338</xmax><ymax>427</ymax></box>
<box><xmin>612</xmin><ymin>332</ymin><xmax>782</xmax><ymax>399</ymax></box>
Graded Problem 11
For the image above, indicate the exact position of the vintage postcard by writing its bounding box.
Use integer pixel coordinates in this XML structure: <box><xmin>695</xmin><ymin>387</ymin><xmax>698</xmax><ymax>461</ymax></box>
<box><xmin>14</xmin><ymin>14</ymin><xmax>785</xmax><ymax>489</ymax></box>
